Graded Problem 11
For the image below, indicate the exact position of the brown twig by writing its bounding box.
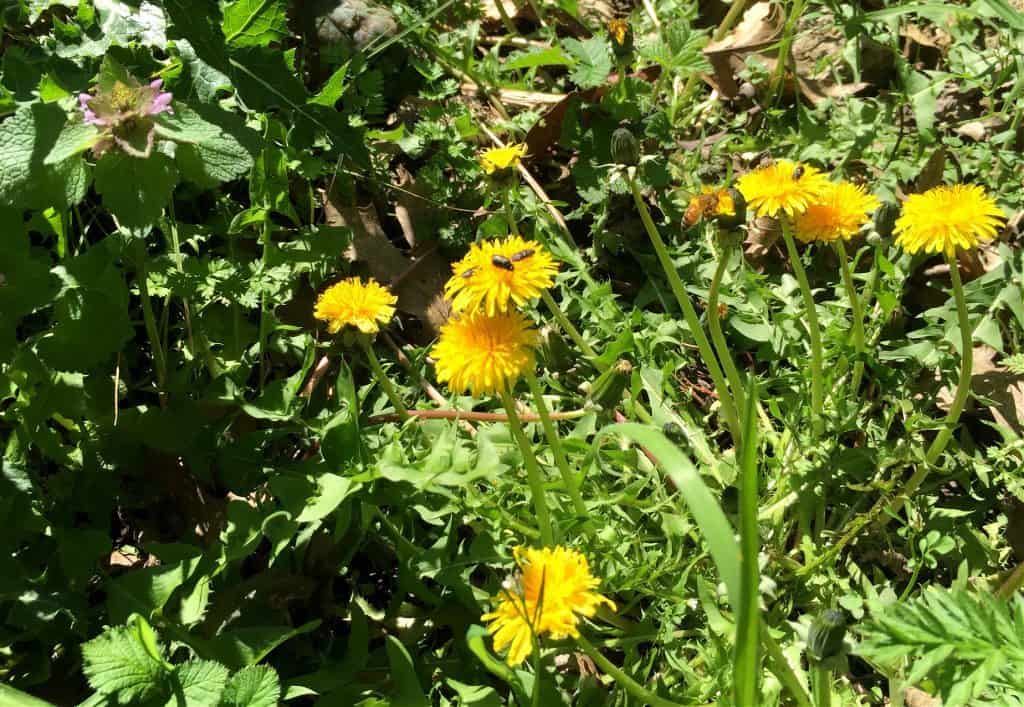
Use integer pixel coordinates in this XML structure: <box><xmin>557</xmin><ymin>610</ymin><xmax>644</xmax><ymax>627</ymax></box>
<box><xmin>301</xmin><ymin>354</ymin><xmax>333</xmax><ymax>399</ymax></box>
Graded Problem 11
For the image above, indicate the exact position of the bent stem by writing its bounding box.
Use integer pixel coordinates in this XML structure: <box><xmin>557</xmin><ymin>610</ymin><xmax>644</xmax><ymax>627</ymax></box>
<box><xmin>133</xmin><ymin>239</ymin><xmax>167</xmax><ymax>398</ymax></box>
<box><xmin>575</xmin><ymin>634</ymin><xmax>690</xmax><ymax>707</ymax></box>
<box><xmin>802</xmin><ymin>253</ymin><xmax>976</xmax><ymax>574</ymax></box>
<box><xmin>500</xmin><ymin>387</ymin><xmax>555</xmax><ymax>546</ymax></box>
<box><xmin>359</xmin><ymin>336</ymin><xmax>409</xmax><ymax>419</ymax></box>
<box><xmin>708</xmin><ymin>240</ymin><xmax>746</xmax><ymax>414</ymax></box>
<box><xmin>888</xmin><ymin>253</ymin><xmax>974</xmax><ymax>514</ymax></box>
<box><xmin>780</xmin><ymin>222</ymin><xmax>824</xmax><ymax>438</ymax></box>
<box><xmin>627</xmin><ymin>174</ymin><xmax>741</xmax><ymax>442</ymax></box>
<box><xmin>524</xmin><ymin>371</ymin><xmax>588</xmax><ymax>518</ymax></box>
<box><xmin>835</xmin><ymin>240</ymin><xmax>866</xmax><ymax>402</ymax></box>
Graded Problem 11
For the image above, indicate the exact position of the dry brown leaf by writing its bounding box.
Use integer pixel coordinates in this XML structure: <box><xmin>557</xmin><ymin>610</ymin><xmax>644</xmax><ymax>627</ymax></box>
<box><xmin>703</xmin><ymin>2</ymin><xmax>783</xmax><ymax>98</ymax></box>
<box><xmin>324</xmin><ymin>192</ymin><xmax>450</xmax><ymax>336</ymax></box>
<box><xmin>904</xmin><ymin>687</ymin><xmax>941</xmax><ymax>707</ymax></box>
<box><xmin>937</xmin><ymin>345</ymin><xmax>1024</xmax><ymax>434</ymax></box>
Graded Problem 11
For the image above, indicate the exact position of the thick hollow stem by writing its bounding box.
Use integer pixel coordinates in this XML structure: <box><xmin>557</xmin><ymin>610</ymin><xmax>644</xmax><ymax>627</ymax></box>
<box><xmin>780</xmin><ymin>223</ymin><xmax>824</xmax><ymax>437</ymax></box>
<box><xmin>801</xmin><ymin>253</ymin><xmax>976</xmax><ymax>574</ymax></box>
<box><xmin>835</xmin><ymin>240</ymin><xmax>866</xmax><ymax>401</ymax></box>
<box><xmin>627</xmin><ymin>175</ymin><xmax>741</xmax><ymax>443</ymax></box>
<box><xmin>708</xmin><ymin>242</ymin><xmax>746</xmax><ymax>413</ymax></box>
<box><xmin>500</xmin><ymin>388</ymin><xmax>555</xmax><ymax>546</ymax></box>
<box><xmin>812</xmin><ymin>665</ymin><xmax>832</xmax><ymax>707</ymax></box>
<box><xmin>540</xmin><ymin>290</ymin><xmax>601</xmax><ymax>365</ymax></box>
<box><xmin>524</xmin><ymin>371</ymin><xmax>588</xmax><ymax>518</ymax></box>
<box><xmin>257</xmin><ymin>219</ymin><xmax>272</xmax><ymax>390</ymax></box>
<box><xmin>360</xmin><ymin>337</ymin><xmax>409</xmax><ymax>418</ymax></box>
<box><xmin>575</xmin><ymin>635</ymin><xmax>690</xmax><ymax>707</ymax></box>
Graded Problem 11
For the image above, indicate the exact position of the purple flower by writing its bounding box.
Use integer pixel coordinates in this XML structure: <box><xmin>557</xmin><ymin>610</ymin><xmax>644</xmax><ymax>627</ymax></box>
<box><xmin>78</xmin><ymin>92</ymin><xmax>103</xmax><ymax>126</ymax></box>
<box><xmin>145</xmin><ymin>79</ymin><xmax>174</xmax><ymax>116</ymax></box>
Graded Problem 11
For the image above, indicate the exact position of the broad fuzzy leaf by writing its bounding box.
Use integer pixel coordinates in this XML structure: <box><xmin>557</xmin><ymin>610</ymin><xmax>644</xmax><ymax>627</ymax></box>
<box><xmin>81</xmin><ymin>626</ymin><xmax>166</xmax><ymax>702</ymax></box>
<box><xmin>221</xmin><ymin>665</ymin><xmax>281</xmax><ymax>707</ymax></box>
<box><xmin>562</xmin><ymin>37</ymin><xmax>612</xmax><ymax>89</ymax></box>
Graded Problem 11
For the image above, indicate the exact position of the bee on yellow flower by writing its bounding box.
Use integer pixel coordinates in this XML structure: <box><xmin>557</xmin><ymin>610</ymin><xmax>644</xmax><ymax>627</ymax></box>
<box><xmin>482</xmin><ymin>546</ymin><xmax>616</xmax><ymax>666</ymax></box>
<box><xmin>313</xmin><ymin>277</ymin><xmax>397</xmax><ymax>335</ymax></box>
<box><xmin>432</xmin><ymin>309</ymin><xmax>537</xmax><ymax>397</ymax></box>
<box><xmin>444</xmin><ymin>236</ymin><xmax>559</xmax><ymax>316</ymax></box>
<box><xmin>893</xmin><ymin>184</ymin><xmax>1005</xmax><ymax>256</ymax></box>
<box><xmin>684</xmin><ymin>185</ymin><xmax>739</xmax><ymax>227</ymax></box>
<box><xmin>736</xmin><ymin>159</ymin><xmax>830</xmax><ymax>219</ymax></box>
<box><xmin>793</xmin><ymin>181</ymin><xmax>881</xmax><ymax>243</ymax></box>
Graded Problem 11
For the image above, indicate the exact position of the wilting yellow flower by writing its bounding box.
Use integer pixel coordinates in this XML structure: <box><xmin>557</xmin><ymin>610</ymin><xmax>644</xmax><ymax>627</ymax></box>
<box><xmin>793</xmin><ymin>181</ymin><xmax>881</xmax><ymax>243</ymax></box>
<box><xmin>314</xmin><ymin>277</ymin><xmax>396</xmax><ymax>335</ymax></box>
<box><xmin>893</xmin><ymin>184</ymin><xmax>1005</xmax><ymax>256</ymax></box>
<box><xmin>737</xmin><ymin>159</ymin><xmax>829</xmax><ymax>218</ymax></box>
<box><xmin>479</xmin><ymin>143</ymin><xmax>527</xmax><ymax>175</ymax></box>
<box><xmin>444</xmin><ymin>236</ymin><xmax>559</xmax><ymax>316</ymax></box>
<box><xmin>482</xmin><ymin>546</ymin><xmax>616</xmax><ymax>666</ymax></box>
<box><xmin>607</xmin><ymin>18</ymin><xmax>629</xmax><ymax>45</ymax></box>
<box><xmin>432</xmin><ymin>310</ymin><xmax>536</xmax><ymax>396</ymax></box>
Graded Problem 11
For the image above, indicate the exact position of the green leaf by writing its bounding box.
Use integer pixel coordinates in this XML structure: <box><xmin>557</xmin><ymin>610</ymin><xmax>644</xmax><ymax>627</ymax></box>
<box><xmin>166</xmin><ymin>660</ymin><xmax>229</xmax><ymax>707</ymax></box>
<box><xmin>156</xmin><ymin>104</ymin><xmax>257</xmax><ymax>187</ymax></box>
<box><xmin>594</xmin><ymin>423</ymin><xmax>741</xmax><ymax>606</ymax></box>
<box><xmin>502</xmin><ymin>46</ymin><xmax>573</xmax><ymax>72</ymax></box>
<box><xmin>309</xmin><ymin>63</ymin><xmax>350</xmax><ymax>107</ymax></box>
<box><xmin>385</xmin><ymin>635</ymin><xmax>429</xmax><ymax>707</ymax></box>
<box><xmin>206</xmin><ymin>621</ymin><xmax>321</xmax><ymax>670</ymax></box>
<box><xmin>164</xmin><ymin>0</ymin><xmax>230</xmax><ymax>72</ymax></box>
<box><xmin>221</xmin><ymin>665</ymin><xmax>281</xmax><ymax>707</ymax></box>
<box><xmin>562</xmin><ymin>37</ymin><xmax>612</xmax><ymax>89</ymax></box>
<box><xmin>94</xmin><ymin>151</ymin><xmax>179</xmax><ymax>230</ymax></box>
<box><xmin>44</xmin><ymin>119</ymin><xmax>101</xmax><ymax>165</ymax></box>
<box><xmin>81</xmin><ymin>625</ymin><xmax>167</xmax><ymax>702</ymax></box>
<box><xmin>105</xmin><ymin>556</ymin><xmax>202</xmax><ymax>624</ymax></box>
<box><xmin>0</xmin><ymin>684</ymin><xmax>56</xmax><ymax>706</ymax></box>
<box><xmin>294</xmin><ymin>473</ymin><xmax>359</xmax><ymax>524</ymax></box>
<box><xmin>223</xmin><ymin>0</ymin><xmax>289</xmax><ymax>48</ymax></box>
<box><xmin>0</xmin><ymin>102</ymin><xmax>76</xmax><ymax>209</ymax></box>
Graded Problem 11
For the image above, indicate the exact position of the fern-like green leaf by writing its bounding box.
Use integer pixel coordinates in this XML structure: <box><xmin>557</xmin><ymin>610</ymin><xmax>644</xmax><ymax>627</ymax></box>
<box><xmin>1003</xmin><ymin>353</ymin><xmax>1024</xmax><ymax>375</ymax></box>
<box><xmin>858</xmin><ymin>587</ymin><xmax>1024</xmax><ymax>706</ymax></box>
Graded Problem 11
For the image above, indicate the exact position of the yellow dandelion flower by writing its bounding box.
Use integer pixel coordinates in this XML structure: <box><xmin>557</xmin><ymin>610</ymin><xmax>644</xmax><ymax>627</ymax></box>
<box><xmin>607</xmin><ymin>18</ymin><xmax>629</xmax><ymax>45</ymax></box>
<box><xmin>793</xmin><ymin>181</ymin><xmax>881</xmax><ymax>243</ymax></box>
<box><xmin>313</xmin><ymin>277</ymin><xmax>396</xmax><ymax>335</ymax></box>
<box><xmin>444</xmin><ymin>236</ymin><xmax>559</xmax><ymax>316</ymax></box>
<box><xmin>893</xmin><ymin>184</ymin><xmax>1005</xmax><ymax>256</ymax></box>
<box><xmin>737</xmin><ymin>159</ymin><xmax>829</xmax><ymax>218</ymax></box>
<box><xmin>479</xmin><ymin>143</ymin><xmax>527</xmax><ymax>175</ymax></box>
<box><xmin>482</xmin><ymin>546</ymin><xmax>616</xmax><ymax>666</ymax></box>
<box><xmin>432</xmin><ymin>310</ymin><xmax>537</xmax><ymax>397</ymax></box>
<box><xmin>684</xmin><ymin>185</ymin><xmax>737</xmax><ymax>226</ymax></box>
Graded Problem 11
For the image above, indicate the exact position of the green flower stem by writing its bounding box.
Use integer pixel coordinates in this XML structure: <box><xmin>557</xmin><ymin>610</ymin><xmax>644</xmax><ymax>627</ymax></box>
<box><xmin>770</xmin><ymin>0</ymin><xmax>809</xmax><ymax>101</ymax></box>
<box><xmin>801</xmin><ymin>253</ymin><xmax>977</xmax><ymax>575</ymax></box>
<box><xmin>540</xmin><ymin>290</ymin><xmax>602</xmax><ymax>366</ymax></box>
<box><xmin>780</xmin><ymin>222</ymin><xmax>824</xmax><ymax>437</ymax></box>
<box><xmin>360</xmin><ymin>336</ymin><xmax>409</xmax><ymax>419</ymax></box>
<box><xmin>812</xmin><ymin>665</ymin><xmax>832</xmax><ymax>707</ymax></box>
<box><xmin>503</xmin><ymin>191</ymin><xmax>520</xmax><ymax>237</ymax></box>
<box><xmin>133</xmin><ymin>239</ymin><xmax>167</xmax><ymax>396</ymax></box>
<box><xmin>524</xmin><ymin>371</ymin><xmax>588</xmax><ymax>518</ymax></box>
<box><xmin>257</xmin><ymin>218</ymin><xmax>272</xmax><ymax>389</ymax></box>
<box><xmin>627</xmin><ymin>175</ymin><xmax>741</xmax><ymax>442</ymax></box>
<box><xmin>763</xmin><ymin>629</ymin><xmax>814</xmax><ymax>707</ymax></box>
<box><xmin>500</xmin><ymin>387</ymin><xmax>555</xmax><ymax>546</ymax></box>
<box><xmin>575</xmin><ymin>634</ymin><xmax>690</xmax><ymax>707</ymax></box>
<box><xmin>708</xmin><ymin>240</ymin><xmax>746</xmax><ymax>414</ymax></box>
<box><xmin>835</xmin><ymin>240</ymin><xmax>866</xmax><ymax>401</ymax></box>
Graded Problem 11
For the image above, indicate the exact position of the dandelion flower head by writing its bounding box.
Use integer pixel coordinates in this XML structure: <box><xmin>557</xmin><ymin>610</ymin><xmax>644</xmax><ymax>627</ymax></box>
<box><xmin>893</xmin><ymin>184</ymin><xmax>1005</xmax><ymax>256</ymax></box>
<box><xmin>314</xmin><ymin>277</ymin><xmax>397</xmax><ymax>335</ymax></box>
<box><xmin>479</xmin><ymin>143</ymin><xmax>527</xmax><ymax>175</ymax></box>
<box><xmin>737</xmin><ymin>159</ymin><xmax>829</xmax><ymax>218</ymax></box>
<box><xmin>432</xmin><ymin>310</ymin><xmax>536</xmax><ymax>397</ymax></box>
<box><xmin>607</xmin><ymin>18</ymin><xmax>629</xmax><ymax>45</ymax></box>
<box><xmin>444</xmin><ymin>236</ymin><xmax>558</xmax><ymax>315</ymax></box>
<box><xmin>482</xmin><ymin>546</ymin><xmax>616</xmax><ymax>666</ymax></box>
<box><xmin>793</xmin><ymin>181</ymin><xmax>881</xmax><ymax>243</ymax></box>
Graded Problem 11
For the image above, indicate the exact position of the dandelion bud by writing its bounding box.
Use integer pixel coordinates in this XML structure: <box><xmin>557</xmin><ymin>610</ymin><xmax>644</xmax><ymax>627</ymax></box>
<box><xmin>807</xmin><ymin>609</ymin><xmax>847</xmax><ymax>664</ymax></box>
<box><xmin>611</xmin><ymin>126</ymin><xmax>640</xmax><ymax>167</ymax></box>
<box><xmin>588</xmin><ymin>358</ymin><xmax>632</xmax><ymax>410</ymax></box>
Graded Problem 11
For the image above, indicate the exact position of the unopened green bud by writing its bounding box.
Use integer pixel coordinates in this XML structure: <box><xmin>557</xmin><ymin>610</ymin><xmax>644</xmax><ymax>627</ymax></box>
<box><xmin>611</xmin><ymin>127</ymin><xmax>640</xmax><ymax>167</ymax></box>
<box><xmin>589</xmin><ymin>359</ymin><xmax>633</xmax><ymax>409</ymax></box>
<box><xmin>807</xmin><ymin>609</ymin><xmax>847</xmax><ymax>663</ymax></box>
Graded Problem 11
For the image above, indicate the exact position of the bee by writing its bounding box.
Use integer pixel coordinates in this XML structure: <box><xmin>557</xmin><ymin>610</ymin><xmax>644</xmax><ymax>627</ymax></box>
<box><xmin>792</xmin><ymin>165</ymin><xmax>805</xmax><ymax>180</ymax></box>
<box><xmin>683</xmin><ymin>193</ymin><xmax>722</xmax><ymax>228</ymax></box>
<box><xmin>491</xmin><ymin>254</ymin><xmax>515</xmax><ymax>271</ymax></box>
<box><xmin>509</xmin><ymin>249</ymin><xmax>535</xmax><ymax>262</ymax></box>
<box><xmin>460</xmin><ymin>266</ymin><xmax>478</xmax><ymax>279</ymax></box>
